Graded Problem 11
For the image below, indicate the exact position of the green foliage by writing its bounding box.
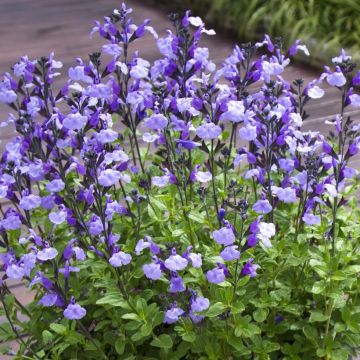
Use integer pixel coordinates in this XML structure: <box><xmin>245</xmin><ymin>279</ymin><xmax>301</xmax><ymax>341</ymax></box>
<box><xmin>178</xmin><ymin>0</ymin><xmax>360</xmax><ymax>66</ymax></box>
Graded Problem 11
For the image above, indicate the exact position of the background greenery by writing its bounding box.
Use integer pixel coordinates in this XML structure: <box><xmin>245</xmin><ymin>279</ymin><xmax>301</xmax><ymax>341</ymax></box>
<box><xmin>155</xmin><ymin>0</ymin><xmax>360</xmax><ymax>68</ymax></box>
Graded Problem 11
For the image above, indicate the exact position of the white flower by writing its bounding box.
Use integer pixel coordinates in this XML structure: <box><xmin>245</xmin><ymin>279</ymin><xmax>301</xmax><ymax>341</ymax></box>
<box><xmin>349</xmin><ymin>94</ymin><xmax>360</xmax><ymax>107</ymax></box>
<box><xmin>152</xmin><ymin>175</ymin><xmax>169</xmax><ymax>188</ymax></box>
<box><xmin>327</xmin><ymin>72</ymin><xmax>346</xmax><ymax>87</ymax></box>
<box><xmin>289</xmin><ymin>113</ymin><xmax>303</xmax><ymax>127</ymax></box>
<box><xmin>195</xmin><ymin>171</ymin><xmax>212</xmax><ymax>183</ymax></box>
<box><xmin>307</xmin><ymin>86</ymin><xmax>325</xmax><ymax>99</ymax></box>
<box><xmin>257</xmin><ymin>222</ymin><xmax>275</xmax><ymax>248</ymax></box>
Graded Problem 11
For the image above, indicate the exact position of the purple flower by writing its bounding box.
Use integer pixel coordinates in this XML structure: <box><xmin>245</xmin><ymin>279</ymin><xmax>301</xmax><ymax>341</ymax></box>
<box><xmin>196</xmin><ymin>122</ymin><xmax>221</xmax><ymax>140</ymax></box>
<box><xmin>19</xmin><ymin>194</ymin><xmax>41</xmax><ymax>210</ymax></box>
<box><xmin>175</xmin><ymin>139</ymin><xmax>200</xmax><ymax>150</ymax></box>
<box><xmin>302</xmin><ymin>213</ymin><xmax>321</xmax><ymax>226</ymax></box>
<box><xmin>59</xmin><ymin>266</ymin><xmax>79</xmax><ymax>275</ymax></box>
<box><xmin>191</xmin><ymin>297</ymin><xmax>210</xmax><ymax>312</ymax></box>
<box><xmin>37</xmin><ymin>247</ymin><xmax>58</xmax><ymax>261</ymax></box>
<box><xmin>130</xmin><ymin>58</ymin><xmax>150</xmax><ymax>79</ymax></box>
<box><xmin>41</xmin><ymin>195</ymin><xmax>55</xmax><ymax>209</ymax></box>
<box><xmin>2</xmin><ymin>214</ymin><xmax>22</xmax><ymax>230</ymax></box>
<box><xmin>23</xmin><ymin>253</ymin><xmax>36</xmax><ymax>276</ymax></box>
<box><xmin>239</xmin><ymin>124</ymin><xmax>257</xmax><ymax>141</ymax></box>
<box><xmin>0</xmin><ymin>89</ymin><xmax>17</xmax><ymax>104</ymax></box>
<box><xmin>189</xmin><ymin>311</ymin><xmax>205</xmax><ymax>324</ymax></box>
<box><xmin>143</xmin><ymin>263</ymin><xmax>162</xmax><ymax>280</ymax></box>
<box><xmin>6</xmin><ymin>264</ymin><xmax>25</xmax><ymax>280</ymax></box>
<box><xmin>220</xmin><ymin>100</ymin><xmax>248</xmax><ymax>123</ymax></box>
<box><xmin>63</xmin><ymin>113</ymin><xmax>88</xmax><ymax>131</ymax></box>
<box><xmin>164</xmin><ymin>249</ymin><xmax>188</xmax><ymax>271</ymax></box>
<box><xmin>96</xmin><ymin>129</ymin><xmax>118</xmax><ymax>144</ymax></box>
<box><xmin>88</xmin><ymin>216</ymin><xmax>103</xmax><ymax>236</ymax></box>
<box><xmin>169</xmin><ymin>274</ymin><xmax>185</xmax><ymax>293</ymax></box>
<box><xmin>220</xmin><ymin>245</ymin><xmax>240</xmax><ymax>261</ymax></box>
<box><xmin>38</xmin><ymin>292</ymin><xmax>58</xmax><ymax>307</ymax></box>
<box><xmin>213</xmin><ymin>226</ymin><xmax>235</xmax><ymax>246</ymax></box>
<box><xmin>206</xmin><ymin>267</ymin><xmax>226</xmax><ymax>284</ymax></box>
<box><xmin>152</xmin><ymin>175</ymin><xmax>169</xmax><ymax>187</ymax></box>
<box><xmin>164</xmin><ymin>304</ymin><xmax>184</xmax><ymax>324</ymax></box>
<box><xmin>109</xmin><ymin>251</ymin><xmax>132</xmax><ymax>267</ymax></box>
<box><xmin>272</xmin><ymin>186</ymin><xmax>297</xmax><ymax>203</ymax></box>
<box><xmin>241</xmin><ymin>258</ymin><xmax>259</xmax><ymax>278</ymax></box>
<box><xmin>188</xmin><ymin>253</ymin><xmax>202</xmax><ymax>268</ymax></box>
<box><xmin>68</xmin><ymin>66</ymin><xmax>93</xmax><ymax>83</ymax></box>
<box><xmin>349</xmin><ymin>94</ymin><xmax>360</xmax><ymax>108</ymax></box>
<box><xmin>353</xmin><ymin>70</ymin><xmax>360</xmax><ymax>85</ymax></box>
<box><xmin>279</xmin><ymin>158</ymin><xmax>294</xmax><ymax>172</ymax></box>
<box><xmin>64</xmin><ymin>298</ymin><xmax>86</xmax><ymax>320</ymax></box>
<box><xmin>49</xmin><ymin>210</ymin><xmax>67</xmax><ymax>225</ymax></box>
<box><xmin>252</xmin><ymin>199</ymin><xmax>272</xmax><ymax>214</ymax></box>
<box><xmin>195</xmin><ymin>171</ymin><xmax>212</xmax><ymax>183</ymax></box>
<box><xmin>98</xmin><ymin>169</ymin><xmax>121</xmax><ymax>187</ymax></box>
<box><xmin>46</xmin><ymin>179</ymin><xmax>65</xmax><ymax>193</ymax></box>
<box><xmin>261</xmin><ymin>60</ymin><xmax>284</xmax><ymax>82</ymax></box>
<box><xmin>135</xmin><ymin>239</ymin><xmax>150</xmax><ymax>255</ymax></box>
<box><xmin>247</xmin><ymin>234</ymin><xmax>257</xmax><ymax>248</ymax></box>
<box><xmin>143</xmin><ymin>114</ymin><xmax>168</xmax><ymax>130</ymax></box>
<box><xmin>326</xmin><ymin>70</ymin><xmax>346</xmax><ymax>87</ymax></box>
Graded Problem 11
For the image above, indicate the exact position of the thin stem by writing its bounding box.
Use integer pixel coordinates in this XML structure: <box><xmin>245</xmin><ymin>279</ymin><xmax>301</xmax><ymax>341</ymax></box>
<box><xmin>78</xmin><ymin>322</ymin><xmax>108</xmax><ymax>360</ymax></box>
<box><xmin>0</xmin><ymin>292</ymin><xmax>41</xmax><ymax>360</ymax></box>
<box><xmin>210</xmin><ymin>140</ymin><xmax>220</xmax><ymax>225</ymax></box>
<box><xmin>224</xmin><ymin>123</ymin><xmax>236</xmax><ymax>192</ymax></box>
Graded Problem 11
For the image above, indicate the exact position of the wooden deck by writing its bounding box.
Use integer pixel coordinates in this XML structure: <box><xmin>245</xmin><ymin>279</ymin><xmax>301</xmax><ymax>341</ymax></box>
<box><xmin>0</xmin><ymin>0</ymin><xmax>359</xmax><ymax>358</ymax></box>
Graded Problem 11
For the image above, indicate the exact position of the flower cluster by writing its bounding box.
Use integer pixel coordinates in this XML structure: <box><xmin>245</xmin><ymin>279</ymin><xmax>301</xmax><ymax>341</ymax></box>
<box><xmin>0</xmin><ymin>3</ymin><xmax>360</xmax><ymax>359</ymax></box>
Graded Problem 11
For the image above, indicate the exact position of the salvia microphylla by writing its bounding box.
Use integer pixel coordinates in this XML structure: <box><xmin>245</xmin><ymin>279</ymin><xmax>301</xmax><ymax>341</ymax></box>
<box><xmin>0</xmin><ymin>2</ymin><xmax>360</xmax><ymax>359</ymax></box>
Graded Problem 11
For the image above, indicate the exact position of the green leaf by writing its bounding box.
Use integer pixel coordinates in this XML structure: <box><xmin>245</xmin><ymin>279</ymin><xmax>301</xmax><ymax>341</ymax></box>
<box><xmin>96</xmin><ymin>293</ymin><xmax>130</xmax><ymax>308</ymax></box>
<box><xmin>188</xmin><ymin>210</ymin><xmax>206</xmax><ymax>224</ymax></box>
<box><xmin>311</xmin><ymin>281</ymin><xmax>327</xmax><ymax>294</ymax></box>
<box><xmin>115</xmin><ymin>338</ymin><xmax>125</xmax><ymax>355</ymax></box>
<box><xmin>150</xmin><ymin>334</ymin><xmax>173</xmax><ymax>348</ymax></box>
<box><xmin>231</xmin><ymin>301</ymin><xmax>245</xmax><ymax>314</ymax></box>
<box><xmin>140</xmin><ymin>323</ymin><xmax>152</xmax><ymax>337</ymax></box>
<box><xmin>309</xmin><ymin>311</ymin><xmax>329</xmax><ymax>323</ymax></box>
<box><xmin>235</xmin><ymin>316</ymin><xmax>261</xmax><ymax>338</ymax></box>
<box><xmin>50</xmin><ymin>323</ymin><xmax>67</xmax><ymax>335</ymax></box>
<box><xmin>303</xmin><ymin>325</ymin><xmax>319</xmax><ymax>346</ymax></box>
<box><xmin>42</xmin><ymin>330</ymin><xmax>53</xmax><ymax>344</ymax></box>
<box><xmin>172</xmin><ymin>229</ymin><xmax>185</xmax><ymax>237</ymax></box>
<box><xmin>149</xmin><ymin>196</ymin><xmax>167</xmax><ymax>211</ymax></box>
<box><xmin>3</xmin><ymin>294</ymin><xmax>15</xmax><ymax>309</ymax></box>
<box><xmin>206</xmin><ymin>302</ymin><xmax>228</xmax><ymax>318</ymax></box>
<box><xmin>253</xmin><ymin>308</ymin><xmax>268</xmax><ymax>323</ymax></box>
<box><xmin>121</xmin><ymin>313</ymin><xmax>140</xmax><ymax>320</ymax></box>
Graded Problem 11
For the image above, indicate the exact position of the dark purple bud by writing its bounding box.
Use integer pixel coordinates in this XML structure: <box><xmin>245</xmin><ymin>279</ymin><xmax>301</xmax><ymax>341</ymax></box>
<box><xmin>63</xmin><ymin>243</ymin><xmax>73</xmax><ymax>260</ymax></box>
<box><xmin>247</xmin><ymin>234</ymin><xmax>257</xmax><ymax>247</ymax></box>
<box><xmin>41</xmin><ymin>274</ymin><xmax>53</xmax><ymax>290</ymax></box>
<box><xmin>353</xmin><ymin>71</ymin><xmax>360</xmax><ymax>86</ymax></box>
<box><xmin>322</xmin><ymin>141</ymin><xmax>332</xmax><ymax>154</ymax></box>
<box><xmin>247</xmin><ymin>152</ymin><xmax>257</xmax><ymax>164</ymax></box>
<box><xmin>218</xmin><ymin>208</ymin><xmax>226</xmax><ymax>223</ymax></box>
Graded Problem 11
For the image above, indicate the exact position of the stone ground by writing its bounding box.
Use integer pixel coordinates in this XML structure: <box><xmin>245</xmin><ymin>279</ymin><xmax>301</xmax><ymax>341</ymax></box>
<box><xmin>0</xmin><ymin>0</ymin><xmax>359</xmax><ymax>358</ymax></box>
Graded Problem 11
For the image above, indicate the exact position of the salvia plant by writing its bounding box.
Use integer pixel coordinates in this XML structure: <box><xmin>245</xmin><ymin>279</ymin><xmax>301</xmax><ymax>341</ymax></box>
<box><xmin>0</xmin><ymin>4</ymin><xmax>360</xmax><ymax>360</ymax></box>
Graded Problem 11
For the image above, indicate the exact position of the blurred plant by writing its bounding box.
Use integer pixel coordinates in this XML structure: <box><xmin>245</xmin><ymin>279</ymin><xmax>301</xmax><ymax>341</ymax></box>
<box><xmin>178</xmin><ymin>0</ymin><xmax>360</xmax><ymax>66</ymax></box>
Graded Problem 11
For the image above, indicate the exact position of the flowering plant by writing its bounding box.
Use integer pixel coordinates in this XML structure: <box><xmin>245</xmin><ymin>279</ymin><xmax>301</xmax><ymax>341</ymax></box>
<box><xmin>1</xmin><ymin>4</ymin><xmax>360</xmax><ymax>359</ymax></box>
